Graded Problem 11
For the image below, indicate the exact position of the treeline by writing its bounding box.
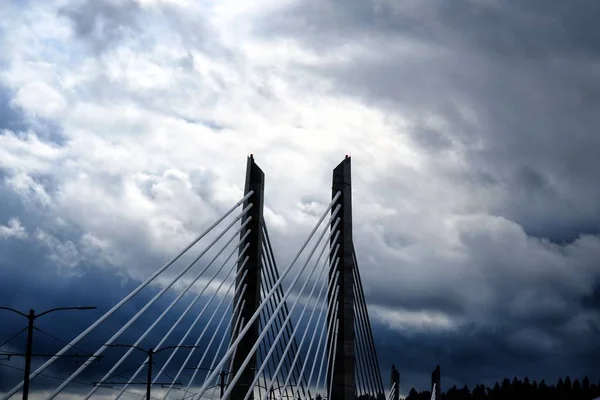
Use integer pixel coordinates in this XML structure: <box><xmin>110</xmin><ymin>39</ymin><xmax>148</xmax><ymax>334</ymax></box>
<box><xmin>406</xmin><ymin>376</ymin><xmax>600</xmax><ymax>400</ymax></box>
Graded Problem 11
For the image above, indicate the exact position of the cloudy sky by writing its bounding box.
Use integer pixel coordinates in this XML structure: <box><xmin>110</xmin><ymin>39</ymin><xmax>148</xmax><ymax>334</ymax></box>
<box><xmin>1</xmin><ymin>0</ymin><xmax>600</xmax><ymax>397</ymax></box>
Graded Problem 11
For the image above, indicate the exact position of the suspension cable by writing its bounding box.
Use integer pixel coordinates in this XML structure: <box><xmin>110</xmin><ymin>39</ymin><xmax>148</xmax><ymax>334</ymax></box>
<box><xmin>161</xmin><ymin>266</ymin><xmax>249</xmax><ymax>399</ymax></box>
<box><xmin>258</xmin><ymin>269</ymin><xmax>292</xmax><ymax>400</ymax></box>
<box><xmin>277</xmin><ymin>255</ymin><xmax>340</xmax><ymax>400</ymax></box>
<box><xmin>268</xmin><ymin>239</ymin><xmax>340</xmax><ymax>400</ymax></box>
<box><xmin>0</xmin><ymin>192</ymin><xmax>254</xmax><ymax>400</ymax></box>
<box><xmin>174</xmin><ymin>283</ymin><xmax>247</xmax><ymax>398</ymax></box>
<box><xmin>353</xmin><ymin>249</ymin><xmax>385</xmax><ymax>395</ymax></box>
<box><xmin>89</xmin><ymin>223</ymin><xmax>252</xmax><ymax>399</ymax></box>
<box><xmin>192</xmin><ymin>194</ymin><xmax>341</xmax><ymax>400</ymax></box>
<box><xmin>238</xmin><ymin>220</ymin><xmax>341</xmax><ymax>400</ymax></box>
<box><xmin>354</xmin><ymin>291</ymin><xmax>378</xmax><ymax>397</ymax></box>
<box><xmin>314</xmin><ymin>298</ymin><xmax>339</xmax><ymax>396</ymax></box>
<box><xmin>111</xmin><ymin>240</ymin><xmax>251</xmax><ymax>400</ymax></box>
<box><xmin>201</xmin><ymin>298</ymin><xmax>246</xmax><ymax>400</ymax></box>
<box><xmin>45</xmin><ymin>206</ymin><xmax>254</xmax><ymax>399</ymax></box>
<box><xmin>262</xmin><ymin>222</ymin><xmax>310</xmax><ymax>398</ymax></box>
<box><xmin>294</xmin><ymin>276</ymin><xmax>340</xmax><ymax>400</ymax></box>
<box><xmin>327</xmin><ymin>318</ymin><xmax>340</xmax><ymax>400</ymax></box>
<box><xmin>260</xmin><ymin>249</ymin><xmax>306</xmax><ymax>398</ymax></box>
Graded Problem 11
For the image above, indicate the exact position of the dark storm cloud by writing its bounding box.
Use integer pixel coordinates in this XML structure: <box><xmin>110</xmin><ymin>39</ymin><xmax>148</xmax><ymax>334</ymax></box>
<box><xmin>0</xmin><ymin>180</ymin><xmax>239</xmax><ymax>396</ymax></box>
<box><xmin>0</xmin><ymin>233</ymin><xmax>241</xmax><ymax>396</ymax></box>
<box><xmin>3</xmin><ymin>0</ymin><xmax>600</xmax><ymax>396</ymax></box>
<box><xmin>256</xmin><ymin>0</ymin><xmax>600</xmax><ymax>391</ymax></box>
<box><xmin>258</xmin><ymin>0</ymin><xmax>600</xmax><ymax>243</ymax></box>
<box><xmin>372</xmin><ymin>318</ymin><xmax>600</xmax><ymax>395</ymax></box>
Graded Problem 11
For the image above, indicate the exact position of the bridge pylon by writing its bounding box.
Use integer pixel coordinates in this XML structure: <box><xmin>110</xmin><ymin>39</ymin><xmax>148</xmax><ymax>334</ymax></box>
<box><xmin>230</xmin><ymin>154</ymin><xmax>265</xmax><ymax>400</ymax></box>
<box><xmin>390</xmin><ymin>364</ymin><xmax>400</xmax><ymax>400</ymax></box>
<box><xmin>431</xmin><ymin>365</ymin><xmax>441</xmax><ymax>399</ymax></box>
<box><xmin>328</xmin><ymin>155</ymin><xmax>356</xmax><ymax>400</ymax></box>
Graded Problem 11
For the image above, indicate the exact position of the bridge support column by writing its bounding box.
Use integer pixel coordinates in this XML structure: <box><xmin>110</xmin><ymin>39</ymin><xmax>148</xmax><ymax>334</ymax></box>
<box><xmin>390</xmin><ymin>365</ymin><xmax>400</xmax><ymax>400</ymax></box>
<box><xmin>230</xmin><ymin>155</ymin><xmax>265</xmax><ymax>400</ymax></box>
<box><xmin>328</xmin><ymin>156</ymin><xmax>355</xmax><ymax>400</ymax></box>
<box><xmin>431</xmin><ymin>365</ymin><xmax>441</xmax><ymax>399</ymax></box>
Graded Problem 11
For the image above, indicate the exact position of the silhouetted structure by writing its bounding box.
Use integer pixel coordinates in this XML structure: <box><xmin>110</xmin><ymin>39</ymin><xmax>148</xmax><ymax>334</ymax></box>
<box><xmin>431</xmin><ymin>366</ymin><xmax>441</xmax><ymax>399</ymax></box>
<box><xmin>390</xmin><ymin>364</ymin><xmax>400</xmax><ymax>400</ymax></box>
<box><xmin>0</xmin><ymin>156</ymin><xmax>385</xmax><ymax>400</ymax></box>
<box><xmin>405</xmin><ymin>375</ymin><xmax>600</xmax><ymax>400</ymax></box>
<box><xmin>230</xmin><ymin>155</ymin><xmax>265</xmax><ymax>400</ymax></box>
<box><xmin>328</xmin><ymin>156</ymin><xmax>356</xmax><ymax>400</ymax></box>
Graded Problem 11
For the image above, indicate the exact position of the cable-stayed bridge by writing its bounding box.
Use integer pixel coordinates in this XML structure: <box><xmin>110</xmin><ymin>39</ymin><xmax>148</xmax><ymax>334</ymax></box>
<box><xmin>1</xmin><ymin>156</ymin><xmax>393</xmax><ymax>400</ymax></box>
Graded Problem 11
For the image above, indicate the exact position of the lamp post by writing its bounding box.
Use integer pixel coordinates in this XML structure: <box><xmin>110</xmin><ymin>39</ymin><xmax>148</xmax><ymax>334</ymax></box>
<box><xmin>0</xmin><ymin>306</ymin><xmax>96</xmax><ymax>400</ymax></box>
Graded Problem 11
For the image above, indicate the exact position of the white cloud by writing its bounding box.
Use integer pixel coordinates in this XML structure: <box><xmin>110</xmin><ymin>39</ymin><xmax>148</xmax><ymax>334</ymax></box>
<box><xmin>5</xmin><ymin>172</ymin><xmax>53</xmax><ymax>207</ymax></box>
<box><xmin>0</xmin><ymin>217</ymin><xmax>28</xmax><ymax>239</ymax></box>
<box><xmin>35</xmin><ymin>229</ymin><xmax>81</xmax><ymax>271</ymax></box>
<box><xmin>372</xmin><ymin>306</ymin><xmax>461</xmax><ymax>333</ymax></box>
<box><xmin>0</xmin><ymin>0</ymin><xmax>599</xmax><ymax>348</ymax></box>
<box><xmin>12</xmin><ymin>81</ymin><xmax>67</xmax><ymax>118</ymax></box>
<box><xmin>0</xmin><ymin>131</ymin><xmax>65</xmax><ymax>174</ymax></box>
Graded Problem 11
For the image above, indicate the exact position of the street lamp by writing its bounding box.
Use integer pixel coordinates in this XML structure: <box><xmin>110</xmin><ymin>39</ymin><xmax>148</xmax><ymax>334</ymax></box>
<box><xmin>0</xmin><ymin>306</ymin><xmax>96</xmax><ymax>400</ymax></box>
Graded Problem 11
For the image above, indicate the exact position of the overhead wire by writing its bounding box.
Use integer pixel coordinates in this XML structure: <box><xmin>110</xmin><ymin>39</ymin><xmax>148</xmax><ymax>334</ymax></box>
<box><xmin>111</xmin><ymin>232</ymin><xmax>252</xmax><ymax>400</ymax></box>
<box><xmin>20</xmin><ymin>326</ymin><xmax>145</xmax><ymax>385</ymax></box>
<box><xmin>86</xmin><ymin>216</ymin><xmax>253</xmax><ymax>400</ymax></box>
<box><xmin>0</xmin><ymin>326</ymin><xmax>27</xmax><ymax>350</ymax></box>
<box><xmin>43</xmin><ymin>204</ymin><xmax>255</xmax><ymax>400</ymax></box>
<box><xmin>147</xmin><ymin>260</ymin><xmax>248</xmax><ymax>397</ymax></box>
<box><xmin>1</xmin><ymin>191</ymin><xmax>254</xmax><ymax>400</ymax></box>
<box><xmin>201</xmin><ymin>298</ymin><xmax>247</xmax><ymax>400</ymax></box>
<box><xmin>179</xmin><ymin>284</ymin><xmax>248</xmax><ymax>396</ymax></box>
<box><xmin>0</xmin><ymin>362</ymin><xmax>158</xmax><ymax>399</ymax></box>
<box><xmin>161</xmin><ymin>268</ymin><xmax>249</xmax><ymax>399</ymax></box>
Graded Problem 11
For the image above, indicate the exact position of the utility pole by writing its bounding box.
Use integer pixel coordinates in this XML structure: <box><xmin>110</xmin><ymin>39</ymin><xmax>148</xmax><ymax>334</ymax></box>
<box><xmin>105</xmin><ymin>344</ymin><xmax>199</xmax><ymax>400</ymax></box>
<box><xmin>0</xmin><ymin>306</ymin><xmax>96</xmax><ymax>400</ymax></box>
<box><xmin>184</xmin><ymin>367</ymin><xmax>232</xmax><ymax>399</ymax></box>
<box><xmin>220</xmin><ymin>370</ymin><xmax>226</xmax><ymax>398</ymax></box>
<box><xmin>146</xmin><ymin>348</ymin><xmax>154</xmax><ymax>400</ymax></box>
<box><xmin>23</xmin><ymin>310</ymin><xmax>34</xmax><ymax>400</ymax></box>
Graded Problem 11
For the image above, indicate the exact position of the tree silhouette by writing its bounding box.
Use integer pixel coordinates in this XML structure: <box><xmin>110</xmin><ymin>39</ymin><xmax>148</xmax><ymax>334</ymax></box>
<box><xmin>404</xmin><ymin>374</ymin><xmax>600</xmax><ymax>400</ymax></box>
